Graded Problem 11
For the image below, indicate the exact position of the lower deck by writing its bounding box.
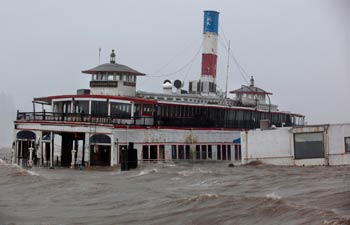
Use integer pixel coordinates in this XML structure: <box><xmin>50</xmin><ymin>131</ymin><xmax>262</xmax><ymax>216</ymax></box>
<box><xmin>12</xmin><ymin>122</ymin><xmax>242</xmax><ymax>168</ymax></box>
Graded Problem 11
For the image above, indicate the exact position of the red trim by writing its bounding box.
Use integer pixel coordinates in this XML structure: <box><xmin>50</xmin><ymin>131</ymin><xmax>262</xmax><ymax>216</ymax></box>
<box><xmin>16</xmin><ymin>120</ymin><xmax>114</xmax><ymax>128</ymax></box>
<box><xmin>15</xmin><ymin>120</ymin><xmax>245</xmax><ymax>131</ymax></box>
<box><xmin>81</xmin><ymin>70</ymin><xmax>145</xmax><ymax>76</ymax></box>
<box><xmin>34</xmin><ymin>94</ymin><xmax>157</xmax><ymax>104</ymax></box>
<box><xmin>15</xmin><ymin>127</ymin><xmax>112</xmax><ymax>135</ymax></box>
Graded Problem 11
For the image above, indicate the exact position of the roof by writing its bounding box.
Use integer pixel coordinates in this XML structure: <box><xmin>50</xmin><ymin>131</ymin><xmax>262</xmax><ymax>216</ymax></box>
<box><xmin>33</xmin><ymin>94</ymin><xmax>156</xmax><ymax>105</ymax></box>
<box><xmin>82</xmin><ymin>63</ymin><xmax>145</xmax><ymax>76</ymax></box>
<box><xmin>229</xmin><ymin>85</ymin><xmax>272</xmax><ymax>95</ymax></box>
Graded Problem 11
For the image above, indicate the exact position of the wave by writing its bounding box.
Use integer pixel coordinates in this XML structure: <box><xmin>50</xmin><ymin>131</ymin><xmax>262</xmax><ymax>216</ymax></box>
<box><xmin>265</xmin><ymin>192</ymin><xmax>282</xmax><ymax>201</ymax></box>
<box><xmin>0</xmin><ymin>159</ymin><xmax>40</xmax><ymax>177</ymax></box>
<box><xmin>177</xmin><ymin>168</ymin><xmax>213</xmax><ymax>177</ymax></box>
<box><xmin>134</xmin><ymin>168</ymin><xmax>158</xmax><ymax>177</ymax></box>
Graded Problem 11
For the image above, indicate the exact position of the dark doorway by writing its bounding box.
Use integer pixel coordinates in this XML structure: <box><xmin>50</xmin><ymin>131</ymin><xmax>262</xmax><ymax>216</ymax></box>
<box><xmin>150</xmin><ymin>145</ymin><xmax>157</xmax><ymax>160</ymax></box>
<box><xmin>60</xmin><ymin>132</ymin><xmax>85</xmax><ymax>167</ymax></box>
<box><xmin>90</xmin><ymin>145</ymin><xmax>111</xmax><ymax>166</ymax></box>
<box><xmin>61</xmin><ymin>134</ymin><xmax>73</xmax><ymax>166</ymax></box>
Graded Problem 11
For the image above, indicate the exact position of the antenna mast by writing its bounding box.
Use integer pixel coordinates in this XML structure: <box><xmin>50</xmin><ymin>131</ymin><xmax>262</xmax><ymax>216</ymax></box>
<box><xmin>225</xmin><ymin>40</ymin><xmax>231</xmax><ymax>98</ymax></box>
<box><xmin>98</xmin><ymin>48</ymin><xmax>101</xmax><ymax>64</ymax></box>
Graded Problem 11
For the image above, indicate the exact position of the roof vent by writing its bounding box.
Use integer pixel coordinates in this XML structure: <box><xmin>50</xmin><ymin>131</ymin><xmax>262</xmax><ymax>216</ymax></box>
<box><xmin>110</xmin><ymin>49</ymin><xmax>116</xmax><ymax>64</ymax></box>
<box><xmin>250</xmin><ymin>76</ymin><xmax>255</xmax><ymax>87</ymax></box>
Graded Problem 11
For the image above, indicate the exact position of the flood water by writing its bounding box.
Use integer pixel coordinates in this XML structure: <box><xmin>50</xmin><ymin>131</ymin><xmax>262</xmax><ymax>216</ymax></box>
<box><xmin>0</xmin><ymin>148</ymin><xmax>350</xmax><ymax>225</ymax></box>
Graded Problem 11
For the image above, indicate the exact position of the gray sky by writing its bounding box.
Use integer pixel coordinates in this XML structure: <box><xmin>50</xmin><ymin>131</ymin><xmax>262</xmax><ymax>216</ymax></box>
<box><xmin>0</xmin><ymin>0</ymin><xmax>349</xmax><ymax>135</ymax></box>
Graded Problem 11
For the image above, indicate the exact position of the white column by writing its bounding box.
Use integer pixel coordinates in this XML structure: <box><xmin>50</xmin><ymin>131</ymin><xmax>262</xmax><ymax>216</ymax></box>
<box><xmin>28</xmin><ymin>147</ymin><xmax>34</xmax><ymax>167</ymax></box>
<box><xmin>71</xmin><ymin>148</ymin><xmax>77</xmax><ymax>168</ymax></box>
<box><xmin>131</xmin><ymin>103</ymin><xmax>134</xmax><ymax>119</ymax></box>
<box><xmin>50</xmin><ymin>131</ymin><xmax>54</xmax><ymax>168</ymax></box>
<box><xmin>84</xmin><ymin>133</ymin><xmax>90</xmax><ymax>166</ymax></box>
<box><xmin>88</xmin><ymin>100</ymin><xmax>92</xmax><ymax>115</ymax></box>
<box><xmin>71</xmin><ymin>98</ymin><xmax>74</xmax><ymax>113</ymax></box>
<box><xmin>108</xmin><ymin>101</ymin><xmax>111</xmax><ymax>117</ymax></box>
<box><xmin>13</xmin><ymin>140</ymin><xmax>18</xmax><ymax>164</ymax></box>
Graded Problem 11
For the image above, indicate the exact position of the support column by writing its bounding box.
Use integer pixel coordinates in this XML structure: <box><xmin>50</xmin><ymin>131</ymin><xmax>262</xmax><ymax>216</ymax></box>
<box><xmin>50</xmin><ymin>131</ymin><xmax>54</xmax><ymax>169</ymax></box>
<box><xmin>84</xmin><ymin>133</ymin><xmax>90</xmax><ymax>166</ymax></box>
<box><xmin>13</xmin><ymin>140</ymin><xmax>18</xmax><ymax>164</ymax></box>
<box><xmin>71</xmin><ymin>148</ymin><xmax>76</xmax><ymax>168</ymax></box>
<box><xmin>28</xmin><ymin>147</ymin><xmax>34</xmax><ymax>167</ymax></box>
<box><xmin>110</xmin><ymin>135</ymin><xmax>114</xmax><ymax>166</ymax></box>
<box><xmin>20</xmin><ymin>140</ymin><xmax>23</xmax><ymax>166</ymax></box>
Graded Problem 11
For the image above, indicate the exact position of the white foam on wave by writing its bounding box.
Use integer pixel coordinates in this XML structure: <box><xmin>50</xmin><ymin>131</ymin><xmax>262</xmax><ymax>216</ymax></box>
<box><xmin>177</xmin><ymin>168</ymin><xmax>212</xmax><ymax>177</ymax></box>
<box><xmin>266</xmin><ymin>192</ymin><xmax>282</xmax><ymax>200</ymax></box>
<box><xmin>0</xmin><ymin>159</ymin><xmax>41</xmax><ymax>176</ymax></box>
<box><xmin>135</xmin><ymin>168</ymin><xmax>158</xmax><ymax>176</ymax></box>
<box><xmin>186</xmin><ymin>193</ymin><xmax>219</xmax><ymax>201</ymax></box>
<box><xmin>26</xmin><ymin>170</ymin><xmax>40</xmax><ymax>176</ymax></box>
<box><xmin>0</xmin><ymin>158</ymin><xmax>7</xmax><ymax>165</ymax></box>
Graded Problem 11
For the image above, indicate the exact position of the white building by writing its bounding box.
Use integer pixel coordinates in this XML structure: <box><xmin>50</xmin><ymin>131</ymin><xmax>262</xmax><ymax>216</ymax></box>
<box><xmin>241</xmin><ymin>124</ymin><xmax>350</xmax><ymax>166</ymax></box>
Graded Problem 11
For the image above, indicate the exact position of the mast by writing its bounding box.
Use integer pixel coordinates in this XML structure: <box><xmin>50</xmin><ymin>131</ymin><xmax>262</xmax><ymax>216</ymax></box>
<box><xmin>225</xmin><ymin>40</ymin><xmax>231</xmax><ymax>98</ymax></box>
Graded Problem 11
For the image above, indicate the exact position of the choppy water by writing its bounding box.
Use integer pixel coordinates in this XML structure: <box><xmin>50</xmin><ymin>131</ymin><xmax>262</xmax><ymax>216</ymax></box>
<box><xmin>0</xmin><ymin>148</ymin><xmax>350</xmax><ymax>225</ymax></box>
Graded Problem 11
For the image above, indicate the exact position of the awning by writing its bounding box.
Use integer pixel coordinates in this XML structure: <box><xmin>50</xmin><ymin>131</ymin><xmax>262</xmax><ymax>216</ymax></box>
<box><xmin>233</xmin><ymin>138</ymin><xmax>241</xmax><ymax>144</ymax></box>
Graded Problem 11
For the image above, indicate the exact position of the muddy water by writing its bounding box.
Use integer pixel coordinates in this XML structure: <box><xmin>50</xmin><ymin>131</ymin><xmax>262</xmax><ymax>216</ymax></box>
<box><xmin>0</xmin><ymin>150</ymin><xmax>350</xmax><ymax>225</ymax></box>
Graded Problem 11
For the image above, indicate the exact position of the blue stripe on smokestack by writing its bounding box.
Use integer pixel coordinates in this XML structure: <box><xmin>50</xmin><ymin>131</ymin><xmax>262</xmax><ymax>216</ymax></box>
<box><xmin>203</xmin><ymin>10</ymin><xmax>219</xmax><ymax>34</ymax></box>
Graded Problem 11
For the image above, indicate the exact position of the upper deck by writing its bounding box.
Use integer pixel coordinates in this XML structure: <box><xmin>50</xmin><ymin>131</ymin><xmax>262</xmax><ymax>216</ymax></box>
<box><xmin>16</xmin><ymin>94</ymin><xmax>305</xmax><ymax>129</ymax></box>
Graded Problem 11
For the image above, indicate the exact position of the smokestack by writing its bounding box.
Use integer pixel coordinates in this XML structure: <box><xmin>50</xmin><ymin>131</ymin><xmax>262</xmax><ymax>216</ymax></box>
<box><xmin>199</xmin><ymin>11</ymin><xmax>219</xmax><ymax>95</ymax></box>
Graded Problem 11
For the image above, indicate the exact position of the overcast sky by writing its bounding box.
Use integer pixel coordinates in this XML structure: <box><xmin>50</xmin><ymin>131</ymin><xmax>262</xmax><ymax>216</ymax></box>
<box><xmin>0</xmin><ymin>0</ymin><xmax>349</xmax><ymax>135</ymax></box>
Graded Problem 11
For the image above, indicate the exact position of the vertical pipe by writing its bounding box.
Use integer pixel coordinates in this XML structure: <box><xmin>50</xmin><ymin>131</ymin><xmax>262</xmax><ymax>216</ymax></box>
<box><xmin>225</xmin><ymin>40</ymin><xmax>231</xmax><ymax>98</ymax></box>
<box><xmin>50</xmin><ymin>131</ymin><xmax>54</xmax><ymax>169</ymax></box>
<box><xmin>110</xmin><ymin>136</ymin><xmax>114</xmax><ymax>167</ymax></box>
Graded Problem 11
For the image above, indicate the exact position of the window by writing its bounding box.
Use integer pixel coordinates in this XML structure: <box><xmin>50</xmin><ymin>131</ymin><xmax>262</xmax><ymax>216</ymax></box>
<box><xmin>201</xmin><ymin>145</ymin><xmax>207</xmax><ymax>160</ymax></box>
<box><xmin>227</xmin><ymin>145</ymin><xmax>231</xmax><ymax>160</ymax></box>
<box><xmin>143</xmin><ymin>104</ymin><xmax>154</xmax><ymax>116</ymax></box>
<box><xmin>111</xmin><ymin>102</ymin><xmax>131</xmax><ymax>118</ymax></box>
<box><xmin>159</xmin><ymin>145</ymin><xmax>165</xmax><ymax>160</ymax></box>
<box><xmin>217</xmin><ymin>145</ymin><xmax>221</xmax><ymax>160</ymax></box>
<box><xmin>185</xmin><ymin>145</ymin><xmax>191</xmax><ymax>159</ymax></box>
<box><xmin>345</xmin><ymin>137</ymin><xmax>350</xmax><ymax>153</ymax></box>
<box><xmin>172</xmin><ymin>145</ymin><xmax>177</xmax><ymax>160</ymax></box>
<box><xmin>294</xmin><ymin>132</ymin><xmax>324</xmax><ymax>159</ymax></box>
<box><xmin>208</xmin><ymin>145</ymin><xmax>212</xmax><ymax>159</ymax></box>
<box><xmin>234</xmin><ymin>145</ymin><xmax>242</xmax><ymax>160</ymax></box>
<box><xmin>142</xmin><ymin>145</ymin><xmax>149</xmax><ymax>160</ymax></box>
<box><xmin>196</xmin><ymin>145</ymin><xmax>201</xmax><ymax>160</ymax></box>
<box><xmin>178</xmin><ymin>145</ymin><xmax>185</xmax><ymax>159</ymax></box>
<box><xmin>150</xmin><ymin>145</ymin><xmax>157</xmax><ymax>160</ymax></box>
<box><xmin>222</xmin><ymin>145</ymin><xmax>227</xmax><ymax>160</ymax></box>
<box><xmin>143</xmin><ymin>145</ymin><xmax>165</xmax><ymax>161</ymax></box>
<box><xmin>91</xmin><ymin>101</ymin><xmax>108</xmax><ymax>116</ymax></box>
<box><xmin>217</xmin><ymin>144</ymin><xmax>233</xmax><ymax>161</ymax></box>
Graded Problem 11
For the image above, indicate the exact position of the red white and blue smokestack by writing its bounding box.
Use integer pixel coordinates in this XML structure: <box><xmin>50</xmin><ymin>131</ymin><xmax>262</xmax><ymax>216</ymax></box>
<box><xmin>201</xmin><ymin>11</ymin><xmax>219</xmax><ymax>84</ymax></box>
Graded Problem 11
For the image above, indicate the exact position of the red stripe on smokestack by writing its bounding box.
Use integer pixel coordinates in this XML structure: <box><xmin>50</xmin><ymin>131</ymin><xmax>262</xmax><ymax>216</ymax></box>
<box><xmin>201</xmin><ymin>54</ymin><xmax>217</xmax><ymax>77</ymax></box>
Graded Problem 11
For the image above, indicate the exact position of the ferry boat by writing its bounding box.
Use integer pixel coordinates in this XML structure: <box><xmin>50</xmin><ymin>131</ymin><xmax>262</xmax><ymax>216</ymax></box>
<box><xmin>13</xmin><ymin>11</ymin><xmax>304</xmax><ymax>168</ymax></box>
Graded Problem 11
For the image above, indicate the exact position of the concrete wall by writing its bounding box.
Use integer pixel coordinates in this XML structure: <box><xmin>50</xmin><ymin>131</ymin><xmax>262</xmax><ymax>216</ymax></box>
<box><xmin>241</xmin><ymin>124</ymin><xmax>350</xmax><ymax>166</ymax></box>
<box><xmin>241</xmin><ymin>128</ymin><xmax>294</xmax><ymax>165</ymax></box>
<box><xmin>328</xmin><ymin>124</ymin><xmax>350</xmax><ymax>165</ymax></box>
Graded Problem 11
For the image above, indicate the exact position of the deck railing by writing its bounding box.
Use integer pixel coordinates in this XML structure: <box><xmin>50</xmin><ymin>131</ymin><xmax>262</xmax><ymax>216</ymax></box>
<box><xmin>16</xmin><ymin>111</ymin><xmax>154</xmax><ymax>126</ymax></box>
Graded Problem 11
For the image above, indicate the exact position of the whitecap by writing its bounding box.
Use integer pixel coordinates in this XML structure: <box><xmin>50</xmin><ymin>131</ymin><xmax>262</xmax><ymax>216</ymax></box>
<box><xmin>135</xmin><ymin>168</ymin><xmax>158</xmax><ymax>176</ymax></box>
<box><xmin>266</xmin><ymin>192</ymin><xmax>282</xmax><ymax>200</ymax></box>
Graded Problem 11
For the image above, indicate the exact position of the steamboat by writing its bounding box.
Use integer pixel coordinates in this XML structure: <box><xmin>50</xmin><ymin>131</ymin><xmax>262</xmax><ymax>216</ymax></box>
<box><xmin>13</xmin><ymin>11</ymin><xmax>304</xmax><ymax>168</ymax></box>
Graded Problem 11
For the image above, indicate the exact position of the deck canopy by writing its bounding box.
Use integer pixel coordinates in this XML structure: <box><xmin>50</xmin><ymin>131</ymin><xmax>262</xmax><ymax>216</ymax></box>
<box><xmin>229</xmin><ymin>85</ymin><xmax>272</xmax><ymax>95</ymax></box>
<box><xmin>33</xmin><ymin>94</ymin><xmax>156</xmax><ymax>105</ymax></box>
<box><xmin>82</xmin><ymin>63</ymin><xmax>145</xmax><ymax>76</ymax></box>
